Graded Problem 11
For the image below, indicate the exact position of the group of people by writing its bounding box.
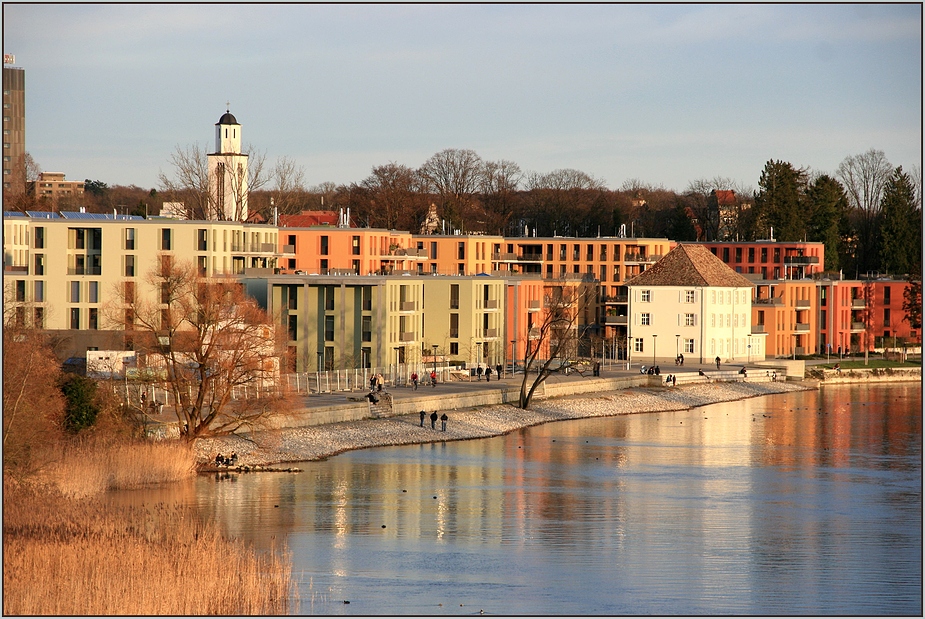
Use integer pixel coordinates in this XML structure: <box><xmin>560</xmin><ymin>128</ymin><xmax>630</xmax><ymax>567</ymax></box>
<box><xmin>214</xmin><ymin>453</ymin><xmax>238</xmax><ymax>467</ymax></box>
<box><xmin>420</xmin><ymin>410</ymin><xmax>448</xmax><ymax>431</ymax></box>
<box><xmin>641</xmin><ymin>365</ymin><xmax>661</xmax><ymax>376</ymax></box>
<box><xmin>664</xmin><ymin>374</ymin><xmax>677</xmax><ymax>386</ymax></box>
<box><xmin>675</xmin><ymin>354</ymin><xmax>685</xmax><ymax>366</ymax></box>
<box><xmin>475</xmin><ymin>365</ymin><xmax>495</xmax><ymax>381</ymax></box>
<box><xmin>370</xmin><ymin>373</ymin><xmax>385</xmax><ymax>392</ymax></box>
<box><xmin>409</xmin><ymin>370</ymin><xmax>438</xmax><ymax>389</ymax></box>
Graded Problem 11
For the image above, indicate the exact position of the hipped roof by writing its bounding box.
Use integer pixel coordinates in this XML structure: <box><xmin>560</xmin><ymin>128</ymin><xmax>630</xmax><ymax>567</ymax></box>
<box><xmin>625</xmin><ymin>243</ymin><xmax>754</xmax><ymax>288</ymax></box>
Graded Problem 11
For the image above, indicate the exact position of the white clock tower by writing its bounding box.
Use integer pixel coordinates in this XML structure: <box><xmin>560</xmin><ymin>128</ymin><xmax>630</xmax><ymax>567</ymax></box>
<box><xmin>207</xmin><ymin>109</ymin><xmax>249</xmax><ymax>221</ymax></box>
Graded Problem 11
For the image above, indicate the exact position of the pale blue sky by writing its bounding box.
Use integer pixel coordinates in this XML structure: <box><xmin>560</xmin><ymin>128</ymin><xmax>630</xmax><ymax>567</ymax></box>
<box><xmin>3</xmin><ymin>3</ymin><xmax>921</xmax><ymax>192</ymax></box>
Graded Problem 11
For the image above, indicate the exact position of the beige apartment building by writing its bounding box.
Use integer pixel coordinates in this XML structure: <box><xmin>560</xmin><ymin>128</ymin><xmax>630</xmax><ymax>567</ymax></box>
<box><xmin>3</xmin><ymin>211</ymin><xmax>280</xmax><ymax>358</ymax></box>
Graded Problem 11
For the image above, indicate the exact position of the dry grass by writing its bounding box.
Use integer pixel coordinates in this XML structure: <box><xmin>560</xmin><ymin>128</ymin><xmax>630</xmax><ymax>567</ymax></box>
<box><xmin>34</xmin><ymin>436</ymin><xmax>198</xmax><ymax>498</ymax></box>
<box><xmin>3</xmin><ymin>482</ymin><xmax>296</xmax><ymax>615</ymax></box>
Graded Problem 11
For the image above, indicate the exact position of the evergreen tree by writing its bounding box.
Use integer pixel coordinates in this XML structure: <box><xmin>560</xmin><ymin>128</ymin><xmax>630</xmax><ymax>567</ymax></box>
<box><xmin>806</xmin><ymin>175</ymin><xmax>849</xmax><ymax>271</ymax></box>
<box><xmin>878</xmin><ymin>167</ymin><xmax>921</xmax><ymax>276</ymax></box>
<box><xmin>754</xmin><ymin>160</ymin><xmax>807</xmax><ymax>241</ymax></box>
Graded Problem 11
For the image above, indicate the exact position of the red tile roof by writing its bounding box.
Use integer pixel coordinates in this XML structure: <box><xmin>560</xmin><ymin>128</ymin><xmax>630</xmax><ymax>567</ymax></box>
<box><xmin>714</xmin><ymin>190</ymin><xmax>736</xmax><ymax>205</ymax></box>
<box><xmin>626</xmin><ymin>243</ymin><xmax>754</xmax><ymax>288</ymax></box>
<box><xmin>279</xmin><ymin>211</ymin><xmax>340</xmax><ymax>227</ymax></box>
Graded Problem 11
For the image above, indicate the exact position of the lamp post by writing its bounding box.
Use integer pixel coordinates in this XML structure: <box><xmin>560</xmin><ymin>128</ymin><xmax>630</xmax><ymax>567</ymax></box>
<box><xmin>510</xmin><ymin>339</ymin><xmax>516</xmax><ymax>377</ymax></box>
<box><xmin>652</xmin><ymin>334</ymin><xmax>657</xmax><ymax>366</ymax></box>
<box><xmin>432</xmin><ymin>344</ymin><xmax>438</xmax><ymax>379</ymax></box>
<box><xmin>675</xmin><ymin>334</ymin><xmax>680</xmax><ymax>361</ymax></box>
<box><xmin>394</xmin><ymin>347</ymin><xmax>400</xmax><ymax>387</ymax></box>
<box><xmin>316</xmin><ymin>351</ymin><xmax>323</xmax><ymax>395</ymax></box>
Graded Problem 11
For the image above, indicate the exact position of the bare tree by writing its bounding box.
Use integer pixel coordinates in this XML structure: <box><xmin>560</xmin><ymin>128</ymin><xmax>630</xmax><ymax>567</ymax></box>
<box><xmin>418</xmin><ymin>148</ymin><xmax>485</xmax><ymax>232</ymax></box>
<box><xmin>517</xmin><ymin>280</ymin><xmax>596</xmax><ymax>409</ymax></box>
<box><xmin>360</xmin><ymin>162</ymin><xmax>427</xmax><ymax>231</ymax></box>
<box><xmin>837</xmin><ymin>149</ymin><xmax>893</xmax><ymax>274</ymax></box>
<box><xmin>106</xmin><ymin>257</ymin><xmax>289</xmax><ymax>439</ymax></box>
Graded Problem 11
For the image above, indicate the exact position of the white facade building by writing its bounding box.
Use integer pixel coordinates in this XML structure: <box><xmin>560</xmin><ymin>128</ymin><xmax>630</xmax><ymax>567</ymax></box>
<box><xmin>627</xmin><ymin>243</ymin><xmax>765</xmax><ymax>366</ymax></box>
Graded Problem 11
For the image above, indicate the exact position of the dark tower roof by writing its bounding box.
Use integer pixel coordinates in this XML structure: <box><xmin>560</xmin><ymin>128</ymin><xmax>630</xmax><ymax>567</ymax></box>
<box><xmin>217</xmin><ymin>110</ymin><xmax>239</xmax><ymax>125</ymax></box>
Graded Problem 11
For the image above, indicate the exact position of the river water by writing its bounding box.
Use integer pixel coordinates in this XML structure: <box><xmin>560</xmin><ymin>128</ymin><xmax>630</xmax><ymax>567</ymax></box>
<box><xmin>119</xmin><ymin>383</ymin><xmax>922</xmax><ymax>615</ymax></box>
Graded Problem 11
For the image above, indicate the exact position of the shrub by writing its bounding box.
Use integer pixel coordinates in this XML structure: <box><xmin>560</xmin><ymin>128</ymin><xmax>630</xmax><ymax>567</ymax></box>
<box><xmin>59</xmin><ymin>375</ymin><xmax>100</xmax><ymax>433</ymax></box>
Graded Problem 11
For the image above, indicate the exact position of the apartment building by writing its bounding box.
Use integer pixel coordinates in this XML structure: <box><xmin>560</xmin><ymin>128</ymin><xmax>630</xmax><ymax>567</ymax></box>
<box><xmin>699</xmin><ymin>240</ymin><xmax>825</xmax><ymax>280</ymax></box>
<box><xmin>627</xmin><ymin>244</ymin><xmax>765</xmax><ymax>365</ymax></box>
<box><xmin>752</xmin><ymin>279</ymin><xmax>818</xmax><ymax>358</ymax></box>
<box><xmin>28</xmin><ymin>172</ymin><xmax>84</xmax><ymax>204</ymax></box>
<box><xmin>2</xmin><ymin>59</ymin><xmax>25</xmax><ymax>193</ymax></box>
<box><xmin>2</xmin><ymin>211</ymin><xmax>280</xmax><ymax>358</ymax></box>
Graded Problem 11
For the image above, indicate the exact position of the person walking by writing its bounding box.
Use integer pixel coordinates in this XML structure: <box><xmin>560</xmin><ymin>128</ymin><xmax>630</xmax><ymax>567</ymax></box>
<box><xmin>440</xmin><ymin>413</ymin><xmax>448</xmax><ymax>432</ymax></box>
<box><xmin>485</xmin><ymin>366</ymin><xmax>492</xmax><ymax>382</ymax></box>
<box><xmin>430</xmin><ymin>411</ymin><xmax>438</xmax><ymax>429</ymax></box>
<box><xmin>680</xmin><ymin>353</ymin><xmax>684</xmax><ymax>366</ymax></box>
<box><xmin>411</xmin><ymin>372</ymin><xmax>419</xmax><ymax>390</ymax></box>
<box><xmin>430</xmin><ymin>369</ymin><xmax>437</xmax><ymax>387</ymax></box>
<box><xmin>476</xmin><ymin>365</ymin><xmax>483</xmax><ymax>381</ymax></box>
<box><xmin>419</xmin><ymin>410</ymin><xmax>426</xmax><ymax>427</ymax></box>
<box><xmin>376</xmin><ymin>373</ymin><xmax>384</xmax><ymax>392</ymax></box>
<box><xmin>370</xmin><ymin>375</ymin><xmax>377</xmax><ymax>391</ymax></box>
<box><xmin>715</xmin><ymin>356</ymin><xmax>721</xmax><ymax>370</ymax></box>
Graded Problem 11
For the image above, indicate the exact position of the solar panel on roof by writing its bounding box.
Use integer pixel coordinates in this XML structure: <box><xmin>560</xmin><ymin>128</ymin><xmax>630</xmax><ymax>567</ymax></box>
<box><xmin>25</xmin><ymin>211</ymin><xmax>60</xmax><ymax>219</ymax></box>
<box><xmin>3</xmin><ymin>211</ymin><xmax>27</xmax><ymax>218</ymax></box>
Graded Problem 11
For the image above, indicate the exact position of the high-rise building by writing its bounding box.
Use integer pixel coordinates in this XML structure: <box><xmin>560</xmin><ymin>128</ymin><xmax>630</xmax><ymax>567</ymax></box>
<box><xmin>2</xmin><ymin>54</ymin><xmax>26</xmax><ymax>194</ymax></box>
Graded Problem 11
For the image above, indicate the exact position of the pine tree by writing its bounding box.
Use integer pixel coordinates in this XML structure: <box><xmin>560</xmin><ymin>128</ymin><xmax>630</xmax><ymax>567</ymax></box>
<box><xmin>878</xmin><ymin>167</ymin><xmax>920</xmax><ymax>276</ymax></box>
<box><xmin>806</xmin><ymin>175</ymin><xmax>849</xmax><ymax>271</ymax></box>
<box><xmin>754</xmin><ymin>160</ymin><xmax>808</xmax><ymax>241</ymax></box>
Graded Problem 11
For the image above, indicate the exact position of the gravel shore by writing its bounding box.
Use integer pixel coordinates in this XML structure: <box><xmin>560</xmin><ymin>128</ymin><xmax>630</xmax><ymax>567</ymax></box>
<box><xmin>194</xmin><ymin>380</ymin><xmax>813</xmax><ymax>467</ymax></box>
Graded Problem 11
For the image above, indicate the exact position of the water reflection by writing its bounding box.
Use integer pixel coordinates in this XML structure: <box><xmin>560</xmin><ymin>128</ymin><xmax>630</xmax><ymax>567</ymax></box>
<box><xmin>112</xmin><ymin>383</ymin><xmax>921</xmax><ymax>615</ymax></box>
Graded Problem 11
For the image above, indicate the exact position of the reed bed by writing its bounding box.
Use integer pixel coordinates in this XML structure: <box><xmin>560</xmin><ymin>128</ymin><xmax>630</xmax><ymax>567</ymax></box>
<box><xmin>36</xmin><ymin>437</ymin><xmax>198</xmax><ymax>498</ymax></box>
<box><xmin>3</xmin><ymin>483</ymin><xmax>296</xmax><ymax>615</ymax></box>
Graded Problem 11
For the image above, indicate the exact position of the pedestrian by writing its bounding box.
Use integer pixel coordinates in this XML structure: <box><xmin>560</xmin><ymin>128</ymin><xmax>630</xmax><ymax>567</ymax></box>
<box><xmin>376</xmin><ymin>373</ymin><xmax>383</xmax><ymax>392</ymax></box>
<box><xmin>496</xmin><ymin>364</ymin><xmax>502</xmax><ymax>379</ymax></box>
<box><xmin>430</xmin><ymin>411</ymin><xmax>438</xmax><ymax>429</ymax></box>
<box><xmin>411</xmin><ymin>372</ymin><xmax>419</xmax><ymax>390</ymax></box>
<box><xmin>485</xmin><ymin>366</ymin><xmax>492</xmax><ymax>382</ymax></box>
<box><xmin>654</xmin><ymin>365</ymin><xmax>660</xmax><ymax>376</ymax></box>
<box><xmin>672</xmin><ymin>374</ymin><xmax>677</xmax><ymax>386</ymax></box>
<box><xmin>666</xmin><ymin>374</ymin><xmax>672</xmax><ymax>385</ymax></box>
<box><xmin>680</xmin><ymin>353</ymin><xmax>684</xmax><ymax>366</ymax></box>
<box><xmin>430</xmin><ymin>369</ymin><xmax>437</xmax><ymax>387</ymax></box>
<box><xmin>715</xmin><ymin>356</ymin><xmax>721</xmax><ymax>370</ymax></box>
<box><xmin>477</xmin><ymin>365</ymin><xmax>483</xmax><ymax>380</ymax></box>
<box><xmin>420</xmin><ymin>410</ymin><xmax>426</xmax><ymax>427</ymax></box>
<box><xmin>370</xmin><ymin>375</ymin><xmax>376</xmax><ymax>391</ymax></box>
<box><xmin>440</xmin><ymin>413</ymin><xmax>448</xmax><ymax>432</ymax></box>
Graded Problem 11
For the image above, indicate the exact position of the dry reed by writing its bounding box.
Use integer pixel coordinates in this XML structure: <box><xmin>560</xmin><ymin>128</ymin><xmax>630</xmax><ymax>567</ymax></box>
<box><xmin>3</xmin><ymin>482</ymin><xmax>296</xmax><ymax>615</ymax></box>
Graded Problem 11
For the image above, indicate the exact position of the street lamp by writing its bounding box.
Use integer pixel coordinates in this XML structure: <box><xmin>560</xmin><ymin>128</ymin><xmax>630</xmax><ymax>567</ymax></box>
<box><xmin>652</xmin><ymin>334</ymin><xmax>657</xmax><ymax>366</ymax></box>
<box><xmin>316</xmin><ymin>351</ymin><xmax>323</xmax><ymax>395</ymax></box>
<box><xmin>432</xmin><ymin>344</ymin><xmax>438</xmax><ymax>377</ymax></box>
<box><xmin>510</xmin><ymin>339</ymin><xmax>516</xmax><ymax>377</ymax></box>
<box><xmin>675</xmin><ymin>334</ymin><xmax>680</xmax><ymax>361</ymax></box>
<box><xmin>394</xmin><ymin>347</ymin><xmax>400</xmax><ymax>387</ymax></box>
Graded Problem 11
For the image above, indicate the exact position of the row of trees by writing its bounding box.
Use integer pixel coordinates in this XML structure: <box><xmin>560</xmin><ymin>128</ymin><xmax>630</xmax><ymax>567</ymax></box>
<box><xmin>6</xmin><ymin>145</ymin><xmax>921</xmax><ymax>278</ymax></box>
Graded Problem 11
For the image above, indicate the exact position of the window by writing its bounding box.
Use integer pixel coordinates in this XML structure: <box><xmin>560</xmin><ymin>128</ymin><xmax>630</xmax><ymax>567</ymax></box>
<box><xmin>641</xmin><ymin>289</ymin><xmax>651</xmax><ymax>302</ymax></box>
<box><xmin>352</xmin><ymin>236</ymin><xmax>360</xmax><ymax>256</ymax></box>
<box><xmin>320</xmin><ymin>259</ymin><xmax>328</xmax><ymax>273</ymax></box>
<box><xmin>123</xmin><ymin>281</ymin><xmax>135</xmax><ymax>304</ymax></box>
<box><xmin>69</xmin><ymin>281</ymin><xmax>80</xmax><ymax>303</ymax></box>
<box><xmin>34</xmin><ymin>307</ymin><xmax>44</xmax><ymax>329</ymax></box>
<box><xmin>884</xmin><ymin>286</ymin><xmax>891</xmax><ymax>303</ymax></box>
<box><xmin>685</xmin><ymin>290</ymin><xmax>695</xmax><ymax>303</ymax></box>
<box><xmin>324</xmin><ymin>316</ymin><xmax>334</xmax><ymax>341</ymax></box>
<box><xmin>161</xmin><ymin>228</ymin><xmax>172</xmax><ymax>250</ymax></box>
<box><xmin>722</xmin><ymin>247</ymin><xmax>730</xmax><ymax>262</ymax></box>
<box><xmin>641</xmin><ymin>313</ymin><xmax>651</xmax><ymax>326</ymax></box>
<box><xmin>324</xmin><ymin>286</ymin><xmax>334</xmax><ymax>311</ymax></box>
<box><xmin>735</xmin><ymin>248</ymin><xmax>742</xmax><ymax>262</ymax></box>
<box><xmin>600</xmin><ymin>244</ymin><xmax>607</xmax><ymax>261</ymax></box>
<box><xmin>14</xmin><ymin>280</ymin><xmax>26</xmax><ymax>302</ymax></box>
<box><xmin>586</xmin><ymin>245</ymin><xmax>594</xmax><ymax>261</ymax></box>
<box><xmin>450</xmin><ymin>313</ymin><xmax>459</xmax><ymax>338</ymax></box>
<box><xmin>33</xmin><ymin>281</ymin><xmax>44</xmax><ymax>303</ymax></box>
<box><xmin>430</xmin><ymin>241</ymin><xmax>437</xmax><ymax>259</ymax></box>
<box><xmin>748</xmin><ymin>247</ymin><xmax>755</xmax><ymax>263</ymax></box>
<box><xmin>198</xmin><ymin>229</ymin><xmax>208</xmax><ymax>251</ymax></box>
<box><xmin>884</xmin><ymin>308</ymin><xmax>891</xmax><ymax>326</ymax></box>
<box><xmin>684</xmin><ymin>313</ymin><xmax>695</xmax><ymax>326</ymax></box>
<box><xmin>321</xmin><ymin>236</ymin><xmax>329</xmax><ymax>255</ymax></box>
<box><xmin>124</xmin><ymin>255</ymin><xmax>135</xmax><ymax>277</ymax></box>
<box><xmin>88</xmin><ymin>308</ymin><xmax>98</xmax><ymax>330</ymax></box>
<box><xmin>573</xmin><ymin>244</ymin><xmax>580</xmax><ymax>261</ymax></box>
<box><xmin>353</xmin><ymin>259</ymin><xmax>360</xmax><ymax>274</ymax></box>
<box><xmin>362</xmin><ymin>316</ymin><xmax>372</xmax><ymax>342</ymax></box>
<box><xmin>288</xmin><ymin>315</ymin><xmax>298</xmax><ymax>342</ymax></box>
<box><xmin>450</xmin><ymin>284</ymin><xmax>459</xmax><ymax>309</ymax></box>
<box><xmin>70</xmin><ymin>308</ymin><xmax>80</xmax><ymax>329</ymax></box>
<box><xmin>684</xmin><ymin>339</ymin><xmax>694</xmax><ymax>354</ymax></box>
<box><xmin>32</xmin><ymin>252</ymin><xmax>44</xmax><ymax>275</ymax></box>
<box><xmin>450</xmin><ymin>342</ymin><xmax>459</xmax><ymax>355</ymax></box>
<box><xmin>457</xmin><ymin>242</ymin><xmax>465</xmax><ymax>260</ymax></box>
<box><xmin>89</xmin><ymin>281</ymin><xmax>99</xmax><ymax>304</ymax></box>
<box><xmin>34</xmin><ymin>227</ymin><xmax>44</xmax><ymax>249</ymax></box>
<box><xmin>634</xmin><ymin>338</ymin><xmax>644</xmax><ymax>353</ymax></box>
<box><xmin>198</xmin><ymin>256</ymin><xmax>208</xmax><ymax>276</ymax></box>
<box><xmin>362</xmin><ymin>286</ymin><xmax>372</xmax><ymax>311</ymax></box>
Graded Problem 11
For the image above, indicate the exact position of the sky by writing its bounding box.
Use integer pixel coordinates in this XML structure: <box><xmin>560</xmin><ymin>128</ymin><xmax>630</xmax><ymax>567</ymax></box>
<box><xmin>3</xmin><ymin>3</ymin><xmax>922</xmax><ymax>193</ymax></box>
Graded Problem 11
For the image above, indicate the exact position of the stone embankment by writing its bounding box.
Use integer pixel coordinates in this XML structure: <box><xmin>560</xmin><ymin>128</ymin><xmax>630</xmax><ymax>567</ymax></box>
<box><xmin>194</xmin><ymin>380</ymin><xmax>812</xmax><ymax>468</ymax></box>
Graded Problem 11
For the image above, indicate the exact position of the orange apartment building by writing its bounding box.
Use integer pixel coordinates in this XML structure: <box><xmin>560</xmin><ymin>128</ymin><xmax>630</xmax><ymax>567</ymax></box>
<box><xmin>753</xmin><ymin>279</ymin><xmax>818</xmax><ymax>358</ymax></box>
<box><xmin>700</xmin><ymin>240</ymin><xmax>825</xmax><ymax>280</ymax></box>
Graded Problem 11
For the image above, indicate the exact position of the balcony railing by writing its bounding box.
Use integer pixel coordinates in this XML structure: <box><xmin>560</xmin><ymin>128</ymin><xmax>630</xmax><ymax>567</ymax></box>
<box><xmin>754</xmin><ymin>297</ymin><xmax>784</xmax><ymax>305</ymax></box>
<box><xmin>4</xmin><ymin>265</ymin><xmax>28</xmax><ymax>273</ymax></box>
<box><xmin>752</xmin><ymin>325</ymin><xmax>767</xmax><ymax>333</ymax></box>
<box><xmin>601</xmin><ymin>294</ymin><xmax>628</xmax><ymax>304</ymax></box>
<box><xmin>484</xmin><ymin>328</ymin><xmax>498</xmax><ymax>338</ymax></box>
<box><xmin>795</xmin><ymin>299</ymin><xmax>811</xmax><ymax>308</ymax></box>
<box><xmin>492</xmin><ymin>252</ymin><xmax>518</xmax><ymax>261</ymax></box>
<box><xmin>282</xmin><ymin>244</ymin><xmax>295</xmax><ymax>254</ymax></box>
<box><xmin>516</xmin><ymin>254</ymin><xmax>543</xmax><ymax>262</ymax></box>
<box><xmin>484</xmin><ymin>299</ymin><xmax>499</xmax><ymax>309</ymax></box>
<box><xmin>784</xmin><ymin>255</ymin><xmax>820</xmax><ymax>265</ymax></box>
<box><xmin>795</xmin><ymin>323</ymin><xmax>810</xmax><ymax>332</ymax></box>
<box><xmin>851</xmin><ymin>299</ymin><xmax>866</xmax><ymax>309</ymax></box>
<box><xmin>603</xmin><ymin>315</ymin><xmax>628</xmax><ymax>325</ymax></box>
<box><xmin>399</xmin><ymin>301</ymin><xmax>416</xmax><ymax>311</ymax></box>
<box><xmin>528</xmin><ymin>328</ymin><xmax>541</xmax><ymax>338</ymax></box>
<box><xmin>527</xmin><ymin>300</ymin><xmax>542</xmax><ymax>311</ymax></box>
<box><xmin>400</xmin><ymin>332</ymin><xmax>416</xmax><ymax>342</ymax></box>
<box><xmin>851</xmin><ymin>321</ymin><xmax>866</xmax><ymax>331</ymax></box>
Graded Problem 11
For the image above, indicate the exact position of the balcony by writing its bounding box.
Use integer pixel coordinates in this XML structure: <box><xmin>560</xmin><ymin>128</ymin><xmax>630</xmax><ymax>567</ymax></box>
<box><xmin>754</xmin><ymin>297</ymin><xmax>784</xmax><ymax>306</ymax></box>
<box><xmin>851</xmin><ymin>321</ymin><xmax>866</xmax><ymax>331</ymax></box>
<box><xmin>528</xmin><ymin>328</ymin><xmax>541</xmax><ymax>339</ymax></box>
<box><xmin>516</xmin><ymin>254</ymin><xmax>543</xmax><ymax>262</ymax></box>
<box><xmin>784</xmin><ymin>255</ymin><xmax>820</xmax><ymax>265</ymax></box>
<box><xmin>4</xmin><ymin>265</ymin><xmax>28</xmax><ymax>273</ymax></box>
<box><xmin>492</xmin><ymin>252</ymin><xmax>518</xmax><ymax>262</ymax></box>
<box><xmin>484</xmin><ymin>328</ymin><xmax>498</xmax><ymax>338</ymax></box>
<box><xmin>399</xmin><ymin>301</ymin><xmax>416</xmax><ymax>312</ymax></box>
<box><xmin>602</xmin><ymin>294</ymin><xmax>628</xmax><ymax>304</ymax></box>
<box><xmin>795</xmin><ymin>299</ymin><xmax>811</xmax><ymax>308</ymax></box>
<box><xmin>795</xmin><ymin>323</ymin><xmax>810</xmax><ymax>332</ymax></box>
<box><xmin>484</xmin><ymin>299</ymin><xmax>499</xmax><ymax>309</ymax></box>
<box><xmin>527</xmin><ymin>300</ymin><xmax>542</xmax><ymax>311</ymax></box>
<box><xmin>851</xmin><ymin>298</ymin><xmax>866</xmax><ymax>309</ymax></box>
<box><xmin>603</xmin><ymin>315</ymin><xmax>628</xmax><ymax>325</ymax></box>
<box><xmin>400</xmin><ymin>332</ymin><xmax>416</xmax><ymax>342</ymax></box>
<box><xmin>752</xmin><ymin>325</ymin><xmax>767</xmax><ymax>334</ymax></box>
<box><xmin>282</xmin><ymin>244</ymin><xmax>295</xmax><ymax>254</ymax></box>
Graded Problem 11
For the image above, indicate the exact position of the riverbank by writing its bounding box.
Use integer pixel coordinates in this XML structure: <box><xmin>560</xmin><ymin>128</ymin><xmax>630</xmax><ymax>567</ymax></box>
<box><xmin>194</xmin><ymin>380</ymin><xmax>814</xmax><ymax>467</ymax></box>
